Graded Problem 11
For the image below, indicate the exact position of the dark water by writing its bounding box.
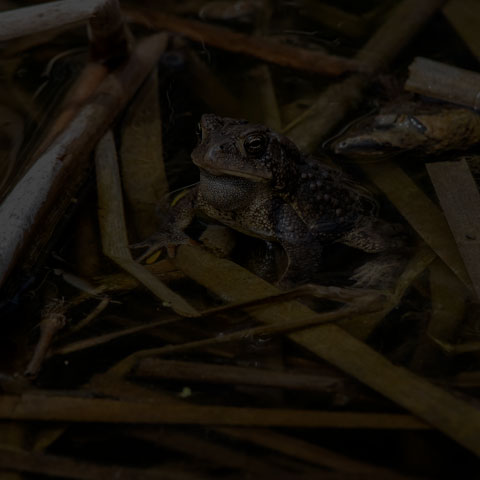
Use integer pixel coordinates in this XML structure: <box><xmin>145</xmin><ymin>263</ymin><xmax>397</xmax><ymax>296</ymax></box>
<box><xmin>1</xmin><ymin>1</ymin><xmax>480</xmax><ymax>478</ymax></box>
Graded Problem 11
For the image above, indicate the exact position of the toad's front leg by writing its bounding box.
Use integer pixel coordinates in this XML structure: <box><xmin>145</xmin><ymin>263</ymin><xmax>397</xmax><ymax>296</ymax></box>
<box><xmin>132</xmin><ymin>187</ymin><xmax>198</xmax><ymax>261</ymax></box>
<box><xmin>274</xmin><ymin>203</ymin><xmax>324</xmax><ymax>287</ymax></box>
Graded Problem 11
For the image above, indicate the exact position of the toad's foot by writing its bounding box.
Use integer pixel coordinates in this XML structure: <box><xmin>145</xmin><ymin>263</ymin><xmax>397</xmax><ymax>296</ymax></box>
<box><xmin>342</xmin><ymin>218</ymin><xmax>406</xmax><ymax>253</ymax></box>
<box><xmin>132</xmin><ymin>187</ymin><xmax>198</xmax><ymax>262</ymax></box>
<box><xmin>131</xmin><ymin>230</ymin><xmax>194</xmax><ymax>262</ymax></box>
<box><xmin>350</xmin><ymin>253</ymin><xmax>407</xmax><ymax>289</ymax></box>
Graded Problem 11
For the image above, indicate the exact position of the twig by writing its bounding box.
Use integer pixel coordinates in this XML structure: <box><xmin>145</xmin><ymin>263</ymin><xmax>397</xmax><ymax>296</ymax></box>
<box><xmin>133</xmin><ymin>359</ymin><xmax>343</xmax><ymax>393</ymax></box>
<box><xmin>24</xmin><ymin>299</ymin><xmax>67</xmax><ymax>377</ymax></box>
<box><xmin>217</xmin><ymin>428</ymin><xmax>418</xmax><ymax>479</ymax></box>
<box><xmin>32</xmin><ymin>1</ymin><xmax>132</xmax><ymax>156</ymax></box>
<box><xmin>172</xmin><ymin>244</ymin><xmax>480</xmax><ymax>457</ymax></box>
<box><xmin>0</xmin><ymin>446</ymin><xmax>202</xmax><ymax>480</ymax></box>
<box><xmin>69</xmin><ymin>296</ymin><xmax>110</xmax><ymax>333</ymax></box>
<box><xmin>33</xmin><ymin>63</ymin><xmax>110</xmax><ymax>157</ymax></box>
<box><xmin>430</xmin><ymin>337</ymin><xmax>480</xmax><ymax>355</ymax></box>
<box><xmin>406</xmin><ymin>57</ymin><xmax>480</xmax><ymax>110</ymax></box>
<box><xmin>95</xmin><ymin>131</ymin><xmax>199</xmax><ymax>317</ymax></box>
<box><xmin>104</xmin><ymin>305</ymin><xmax>374</xmax><ymax>377</ymax></box>
<box><xmin>0</xmin><ymin>105</ymin><xmax>24</xmax><ymax>201</ymax></box>
<box><xmin>0</xmin><ymin>394</ymin><xmax>428</xmax><ymax>429</ymax></box>
<box><xmin>0</xmin><ymin>33</ymin><xmax>169</xmax><ymax>290</ymax></box>
<box><xmin>360</xmin><ymin>161</ymin><xmax>472</xmax><ymax>290</ymax></box>
<box><xmin>410</xmin><ymin>259</ymin><xmax>467</xmax><ymax>371</ymax></box>
<box><xmin>298</xmin><ymin>1</ymin><xmax>368</xmax><ymax>38</ymax></box>
<box><xmin>0</xmin><ymin>0</ymin><xmax>126</xmax><ymax>48</ymax></box>
<box><xmin>132</xmin><ymin>428</ymin><xmax>309</xmax><ymax>480</ymax></box>
<box><xmin>284</xmin><ymin>0</ymin><xmax>447</xmax><ymax>152</ymax></box>
<box><xmin>125</xmin><ymin>8</ymin><xmax>363</xmax><ymax>77</ymax></box>
<box><xmin>426</xmin><ymin>159</ymin><xmax>480</xmax><ymax>298</ymax></box>
<box><xmin>119</xmin><ymin>70</ymin><xmax>168</xmax><ymax>238</ymax></box>
<box><xmin>52</xmin><ymin>316</ymin><xmax>180</xmax><ymax>356</ymax></box>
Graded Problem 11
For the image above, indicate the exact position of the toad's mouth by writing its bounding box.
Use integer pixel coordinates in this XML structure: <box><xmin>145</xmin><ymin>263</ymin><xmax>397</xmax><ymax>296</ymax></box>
<box><xmin>196</xmin><ymin>164</ymin><xmax>271</xmax><ymax>182</ymax></box>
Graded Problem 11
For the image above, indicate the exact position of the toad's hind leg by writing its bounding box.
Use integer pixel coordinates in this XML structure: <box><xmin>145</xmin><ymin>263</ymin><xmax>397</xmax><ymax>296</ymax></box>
<box><xmin>277</xmin><ymin>241</ymin><xmax>324</xmax><ymax>288</ymax></box>
<box><xmin>341</xmin><ymin>217</ymin><xmax>408</xmax><ymax>289</ymax></box>
<box><xmin>340</xmin><ymin>217</ymin><xmax>405</xmax><ymax>253</ymax></box>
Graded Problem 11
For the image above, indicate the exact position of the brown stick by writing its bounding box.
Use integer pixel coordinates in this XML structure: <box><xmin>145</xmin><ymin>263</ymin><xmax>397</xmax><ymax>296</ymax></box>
<box><xmin>133</xmin><ymin>359</ymin><xmax>343</xmax><ymax>393</ymax></box>
<box><xmin>0</xmin><ymin>0</ymin><xmax>126</xmax><ymax>45</ymax></box>
<box><xmin>33</xmin><ymin>63</ymin><xmax>109</xmax><ymax>158</ymax></box>
<box><xmin>0</xmin><ymin>394</ymin><xmax>428</xmax><ymax>429</ymax></box>
<box><xmin>0</xmin><ymin>33</ymin><xmax>168</xmax><ymax>290</ymax></box>
<box><xmin>0</xmin><ymin>447</ymin><xmax>202</xmax><ymax>480</ymax></box>
<box><xmin>173</xmin><ymin>245</ymin><xmax>480</xmax><ymax>457</ymax></box>
<box><xmin>52</xmin><ymin>316</ymin><xmax>180</xmax><ymax>356</ymax></box>
<box><xmin>360</xmin><ymin>161</ymin><xmax>472</xmax><ymax>290</ymax></box>
<box><xmin>426</xmin><ymin>159</ymin><xmax>480</xmax><ymax>299</ymax></box>
<box><xmin>104</xmin><ymin>305</ymin><xmax>374</xmax><ymax>378</ymax></box>
<box><xmin>125</xmin><ymin>8</ymin><xmax>363</xmax><ymax>77</ymax></box>
<box><xmin>406</xmin><ymin>56</ymin><xmax>480</xmax><ymax>110</ymax></box>
<box><xmin>132</xmin><ymin>428</ymin><xmax>315</xmax><ymax>480</ymax></box>
<box><xmin>95</xmin><ymin>131</ymin><xmax>199</xmax><ymax>317</ymax></box>
<box><xmin>87</xmin><ymin>0</ymin><xmax>131</xmax><ymax>63</ymax></box>
<box><xmin>33</xmin><ymin>0</ymin><xmax>134</xmax><ymax>158</ymax></box>
<box><xmin>284</xmin><ymin>0</ymin><xmax>447</xmax><ymax>152</ymax></box>
<box><xmin>24</xmin><ymin>300</ymin><xmax>67</xmax><ymax>377</ymax></box>
<box><xmin>218</xmin><ymin>428</ymin><xmax>417</xmax><ymax>480</ymax></box>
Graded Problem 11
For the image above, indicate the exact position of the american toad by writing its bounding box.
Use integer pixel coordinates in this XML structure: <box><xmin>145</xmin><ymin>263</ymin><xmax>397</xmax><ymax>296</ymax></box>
<box><xmin>139</xmin><ymin>114</ymin><xmax>404</xmax><ymax>286</ymax></box>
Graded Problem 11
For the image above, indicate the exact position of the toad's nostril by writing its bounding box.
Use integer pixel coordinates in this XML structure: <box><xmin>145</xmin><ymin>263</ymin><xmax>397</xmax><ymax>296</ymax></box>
<box><xmin>206</xmin><ymin>144</ymin><xmax>223</xmax><ymax>162</ymax></box>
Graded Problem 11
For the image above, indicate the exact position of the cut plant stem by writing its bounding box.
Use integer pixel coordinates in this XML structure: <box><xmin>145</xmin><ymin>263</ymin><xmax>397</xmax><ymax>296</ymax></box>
<box><xmin>133</xmin><ymin>359</ymin><xmax>343</xmax><ymax>393</ymax></box>
<box><xmin>51</xmin><ymin>316</ymin><xmax>181</xmax><ymax>356</ymax></box>
<box><xmin>172</xmin><ymin>245</ymin><xmax>480</xmax><ymax>457</ymax></box>
<box><xmin>0</xmin><ymin>394</ymin><xmax>428</xmax><ymax>429</ymax></box>
<box><xmin>126</xmin><ymin>8</ymin><xmax>363</xmax><ymax>77</ymax></box>
<box><xmin>361</xmin><ymin>161</ymin><xmax>472</xmax><ymax>290</ymax></box>
<box><xmin>132</xmin><ymin>428</ymin><xmax>307</xmax><ymax>479</ymax></box>
<box><xmin>69</xmin><ymin>296</ymin><xmax>110</xmax><ymax>333</ymax></box>
<box><xmin>119</xmin><ymin>70</ymin><xmax>168</xmax><ymax>238</ymax></box>
<box><xmin>24</xmin><ymin>300</ymin><xmax>67</xmax><ymax>377</ymax></box>
<box><xmin>105</xmin><ymin>304</ymin><xmax>375</xmax><ymax>377</ymax></box>
<box><xmin>218</xmin><ymin>427</ymin><xmax>415</xmax><ymax>479</ymax></box>
<box><xmin>298</xmin><ymin>1</ymin><xmax>368</xmax><ymax>38</ymax></box>
<box><xmin>406</xmin><ymin>56</ymin><xmax>480</xmax><ymax>110</ymax></box>
<box><xmin>0</xmin><ymin>447</ymin><xmax>202</xmax><ymax>480</ymax></box>
<box><xmin>284</xmin><ymin>0</ymin><xmax>447</xmax><ymax>152</ymax></box>
<box><xmin>0</xmin><ymin>0</ymin><xmax>127</xmax><ymax>48</ymax></box>
<box><xmin>95</xmin><ymin>131</ymin><xmax>199</xmax><ymax>317</ymax></box>
<box><xmin>0</xmin><ymin>33</ymin><xmax>168</xmax><ymax>290</ymax></box>
<box><xmin>426</xmin><ymin>159</ymin><xmax>480</xmax><ymax>298</ymax></box>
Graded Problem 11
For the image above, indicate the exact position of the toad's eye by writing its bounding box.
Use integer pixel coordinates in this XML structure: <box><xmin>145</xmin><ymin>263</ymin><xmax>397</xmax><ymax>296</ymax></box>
<box><xmin>244</xmin><ymin>134</ymin><xmax>267</xmax><ymax>155</ymax></box>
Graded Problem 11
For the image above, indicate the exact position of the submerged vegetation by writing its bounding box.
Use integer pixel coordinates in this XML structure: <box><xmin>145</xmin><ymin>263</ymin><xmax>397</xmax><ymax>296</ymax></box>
<box><xmin>1</xmin><ymin>0</ymin><xmax>480</xmax><ymax>477</ymax></box>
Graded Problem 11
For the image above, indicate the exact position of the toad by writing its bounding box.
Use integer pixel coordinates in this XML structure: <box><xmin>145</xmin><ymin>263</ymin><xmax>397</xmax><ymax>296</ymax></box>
<box><xmin>137</xmin><ymin>114</ymin><xmax>405</xmax><ymax>287</ymax></box>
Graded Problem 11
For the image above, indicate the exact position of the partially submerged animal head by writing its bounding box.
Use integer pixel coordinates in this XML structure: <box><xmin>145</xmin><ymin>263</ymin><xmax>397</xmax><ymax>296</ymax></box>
<box><xmin>332</xmin><ymin>102</ymin><xmax>480</xmax><ymax>156</ymax></box>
